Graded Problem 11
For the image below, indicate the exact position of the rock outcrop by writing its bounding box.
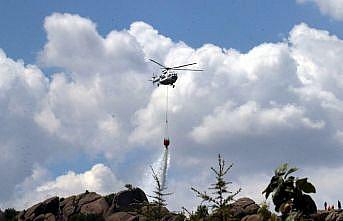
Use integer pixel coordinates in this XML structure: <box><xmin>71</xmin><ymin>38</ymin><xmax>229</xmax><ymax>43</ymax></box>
<box><xmin>108</xmin><ymin>188</ymin><xmax>148</xmax><ymax>213</ymax></box>
<box><xmin>228</xmin><ymin>197</ymin><xmax>260</xmax><ymax>219</ymax></box>
<box><xmin>241</xmin><ymin>214</ymin><xmax>263</xmax><ymax>221</ymax></box>
<box><xmin>17</xmin><ymin>188</ymin><xmax>148</xmax><ymax>221</ymax></box>
<box><xmin>6</xmin><ymin>189</ymin><xmax>338</xmax><ymax>221</ymax></box>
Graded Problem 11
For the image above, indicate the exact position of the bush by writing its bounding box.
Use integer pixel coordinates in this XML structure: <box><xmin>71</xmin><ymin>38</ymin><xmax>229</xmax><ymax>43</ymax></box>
<box><xmin>4</xmin><ymin>208</ymin><xmax>19</xmax><ymax>221</ymax></box>
<box><xmin>263</xmin><ymin>163</ymin><xmax>317</xmax><ymax>217</ymax></box>
<box><xmin>104</xmin><ymin>193</ymin><xmax>114</xmax><ymax>205</ymax></box>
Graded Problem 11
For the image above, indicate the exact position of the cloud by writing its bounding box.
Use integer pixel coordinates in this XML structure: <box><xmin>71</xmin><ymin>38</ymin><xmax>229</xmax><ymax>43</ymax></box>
<box><xmin>4</xmin><ymin>164</ymin><xmax>123</xmax><ymax>210</ymax></box>
<box><xmin>40</xmin><ymin>13</ymin><xmax>146</xmax><ymax>76</ymax></box>
<box><xmin>304</xmin><ymin>166</ymin><xmax>343</xmax><ymax>206</ymax></box>
<box><xmin>297</xmin><ymin>0</ymin><xmax>343</xmax><ymax>21</ymax></box>
<box><xmin>191</xmin><ymin>101</ymin><xmax>324</xmax><ymax>143</ymax></box>
<box><xmin>2</xmin><ymin>13</ymin><xmax>343</xmax><ymax>211</ymax></box>
<box><xmin>0</xmin><ymin>49</ymin><xmax>64</xmax><ymax>203</ymax></box>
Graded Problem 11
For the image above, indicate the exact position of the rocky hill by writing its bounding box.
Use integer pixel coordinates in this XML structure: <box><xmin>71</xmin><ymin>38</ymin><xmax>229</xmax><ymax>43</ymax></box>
<box><xmin>0</xmin><ymin>187</ymin><xmax>264</xmax><ymax>221</ymax></box>
<box><xmin>1</xmin><ymin>188</ymin><xmax>342</xmax><ymax>221</ymax></box>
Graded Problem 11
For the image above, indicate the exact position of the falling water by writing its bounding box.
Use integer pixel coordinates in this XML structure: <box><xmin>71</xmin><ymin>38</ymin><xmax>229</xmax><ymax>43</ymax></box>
<box><xmin>160</xmin><ymin>147</ymin><xmax>169</xmax><ymax>189</ymax></box>
<box><xmin>142</xmin><ymin>147</ymin><xmax>170</xmax><ymax>196</ymax></box>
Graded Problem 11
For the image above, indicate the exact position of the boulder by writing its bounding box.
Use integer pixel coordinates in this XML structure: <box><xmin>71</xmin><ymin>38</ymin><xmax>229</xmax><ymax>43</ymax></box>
<box><xmin>326</xmin><ymin>211</ymin><xmax>340</xmax><ymax>221</ymax></box>
<box><xmin>311</xmin><ymin>210</ymin><xmax>330</xmax><ymax>221</ymax></box>
<box><xmin>106</xmin><ymin>212</ymin><xmax>139</xmax><ymax>221</ymax></box>
<box><xmin>42</xmin><ymin>197</ymin><xmax>59</xmax><ymax>215</ymax></box>
<box><xmin>59</xmin><ymin>192</ymin><xmax>102</xmax><ymax>220</ymax></box>
<box><xmin>60</xmin><ymin>195</ymin><xmax>76</xmax><ymax>219</ymax></box>
<box><xmin>241</xmin><ymin>214</ymin><xmax>263</xmax><ymax>221</ymax></box>
<box><xmin>21</xmin><ymin>196</ymin><xmax>59</xmax><ymax>221</ymax></box>
<box><xmin>110</xmin><ymin>188</ymin><xmax>148</xmax><ymax>212</ymax></box>
<box><xmin>80</xmin><ymin>197</ymin><xmax>109</xmax><ymax>215</ymax></box>
<box><xmin>24</xmin><ymin>202</ymin><xmax>44</xmax><ymax>220</ymax></box>
<box><xmin>228</xmin><ymin>197</ymin><xmax>259</xmax><ymax>218</ymax></box>
<box><xmin>44</xmin><ymin>213</ymin><xmax>56</xmax><ymax>221</ymax></box>
<box><xmin>78</xmin><ymin>192</ymin><xmax>102</xmax><ymax>207</ymax></box>
<box><xmin>33</xmin><ymin>214</ymin><xmax>45</xmax><ymax>221</ymax></box>
<box><xmin>337</xmin><ymin>213</ymin><xmax>343</xmax><ymax>221</ymax></box>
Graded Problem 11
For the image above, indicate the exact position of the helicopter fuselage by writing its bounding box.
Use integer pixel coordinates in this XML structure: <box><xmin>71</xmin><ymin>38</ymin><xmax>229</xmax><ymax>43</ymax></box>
<box><xmin>153</xmin><ymin>71</ymin><xmax>178</xmax><ymax>87</ymax></box>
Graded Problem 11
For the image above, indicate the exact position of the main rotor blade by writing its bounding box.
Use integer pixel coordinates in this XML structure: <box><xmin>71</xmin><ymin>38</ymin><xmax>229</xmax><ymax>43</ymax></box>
<box><xmin>171</xmin><ymin>68</ymin><xmax>203</xmax><ymax>71</ymax></box>
<box><xmin>170</xmin><ymin>63</ymin><xmax>197</xmax><ymax>69</ymax></box>
<box><xmin>149</xmin><ymin>59</ymin><xmax>167</xmax><ymax>68</ymax></box>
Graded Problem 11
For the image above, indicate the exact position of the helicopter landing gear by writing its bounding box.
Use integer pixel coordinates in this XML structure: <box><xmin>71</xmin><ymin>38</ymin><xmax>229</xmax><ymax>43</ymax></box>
<box><xmin>172</xmin><ymin>84</ymin><xmax>175</xmax><ymax>88</ymax></box>
<box><xmin>157</xmin><ymin>83</ymin><xmax>160</xmax><ymax>87</ymax></box>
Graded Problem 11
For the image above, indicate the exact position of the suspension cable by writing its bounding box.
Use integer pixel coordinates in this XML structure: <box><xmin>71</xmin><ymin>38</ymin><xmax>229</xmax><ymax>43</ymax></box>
<box><xmin>165</xmin><ymin>86</ymin><xmax>169</xmax><ymax>138</ymax></box>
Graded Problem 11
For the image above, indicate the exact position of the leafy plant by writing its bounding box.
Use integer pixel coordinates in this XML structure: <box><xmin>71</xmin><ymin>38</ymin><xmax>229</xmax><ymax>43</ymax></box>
<box><xmin>257</xmin><ymin>202</ymin><xmax>280</xmax><ymax>221</ymax></box>
<box><xmin>191</xmin><ymin>154</ymin><xmax>241</xmax><ymax>221</ymax></box>
<box><xmin>104</xmin><ymin>193</ymin><xmax>114</xmax><ymax>205</ymax></box>
<box><xmin>262</xmin><ymin>163</ymin><xmax>317</xmax><ymax>216</ymax></box>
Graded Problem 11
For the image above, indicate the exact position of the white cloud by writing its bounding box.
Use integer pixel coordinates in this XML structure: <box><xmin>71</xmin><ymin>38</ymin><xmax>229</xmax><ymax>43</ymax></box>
<box><xmin>334</xmin><ymin>130</ymin><xmax>343</xmax><ymax>144</ymax></box>
<box><xmin>191</xmin><ymin>101</ymin><xmax>324</xmax><ymax>143</ymax></box>
<box><xmin>34</xmin><ymin>108</ymin><xmax>61</xmax><ymax>134</ymax></box>
<box><xmin>40</xmin><ymin>13</ymin><xmax>147</xmax><ymax>76</ymax></box>
<box><xmin>297</xmin><ymin>0</ymin><xmax>343</xmax><ymax>21</ymax></box>
<box><xmin>37</xmin><ymin>164</ymin><xmax>122</xmax><ymax>195</ymax></box>
<box><xmin>4</xmin><ymin>164</ymin><xmax>123</xmax><ymax>210</ymax></box>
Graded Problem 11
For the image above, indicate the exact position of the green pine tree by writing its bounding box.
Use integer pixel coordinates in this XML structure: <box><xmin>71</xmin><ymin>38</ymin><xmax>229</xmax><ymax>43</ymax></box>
<box><xmin>191</xmin><ymin>154</ymin><xmax>241</xmax><ymax>221</ymax></box>
<box><xmin>147</xmin><ymin>166</ymin><xmax>173</xmax><ymax>220</ymax></box>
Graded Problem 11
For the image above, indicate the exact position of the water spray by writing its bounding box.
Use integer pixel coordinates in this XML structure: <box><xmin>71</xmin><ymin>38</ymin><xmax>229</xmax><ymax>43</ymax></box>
<box><xmin>161</xmin><ymin>86</ymin><xmax>170</xmax><ymax>189</ymax></box>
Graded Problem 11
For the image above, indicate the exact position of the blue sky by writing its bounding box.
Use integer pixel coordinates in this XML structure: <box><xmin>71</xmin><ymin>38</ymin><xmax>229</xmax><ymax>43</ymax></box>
<box><xmin>2</xmin><ymin>0</ymin><xmax>343</xmax><ymax>211</ymax></box>
<box><xmin>1</xmin><ymin>0</ymin><xmax>343</xmax><ymax>63</ymax></box>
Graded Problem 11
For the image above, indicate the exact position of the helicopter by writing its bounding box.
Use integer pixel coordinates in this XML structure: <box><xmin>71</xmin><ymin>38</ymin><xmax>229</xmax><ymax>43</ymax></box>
<box><xmin>149</xmin><ymin>59</ymin><xmax>203</xmax><ymax>88</ymax></box>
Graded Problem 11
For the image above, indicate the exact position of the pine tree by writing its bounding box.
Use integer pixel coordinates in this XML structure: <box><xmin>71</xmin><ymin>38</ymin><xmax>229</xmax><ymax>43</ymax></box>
<box><xmin>191</xmin><ymin>154</ymin><xmax>241</xmax><ymax>221</ymax></box>
<box><xmin>147</xmin><ymin>166</ymin><xmax>172</xmax><ymax>220</ymax></box>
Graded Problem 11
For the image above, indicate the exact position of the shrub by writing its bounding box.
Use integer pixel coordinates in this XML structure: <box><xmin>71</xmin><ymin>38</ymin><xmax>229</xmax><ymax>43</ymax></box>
<box><xmin>4</xmin><ymin>208</ymin><xmax>19</xmax><ymax>221</ymax></box>
<box><xmin>104</xmin><ymin>193</ymin><xmax>114</xmax><ymax>205</ymax></box>
<box><xmin>263</xmin><ymin>163</ymin><xmax>317</xmax><ymax>217</ymax></box>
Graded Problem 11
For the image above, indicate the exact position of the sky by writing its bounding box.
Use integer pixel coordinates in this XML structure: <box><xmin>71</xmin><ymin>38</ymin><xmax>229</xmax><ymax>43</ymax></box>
<box><xmin>1</xmin><ymin>0</ymin><xmax>343</xmax><ymax>212</ymax></box>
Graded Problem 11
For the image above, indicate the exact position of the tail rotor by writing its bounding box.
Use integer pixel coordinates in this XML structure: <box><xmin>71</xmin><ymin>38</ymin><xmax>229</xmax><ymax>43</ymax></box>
<box><xmin>148</xmin><ymin>73</ymin><xmax>156</xmax><ymax>82</ymax></box>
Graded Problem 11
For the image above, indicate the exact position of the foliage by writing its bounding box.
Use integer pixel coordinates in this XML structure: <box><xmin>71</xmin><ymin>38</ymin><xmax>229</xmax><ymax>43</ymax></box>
<box><xmin>262</xmin><ymin>163</ymin><xmax>317</xmax><ymax>216</ymax></box>
<box><xmin>257</xmin><ymin>202</ymin><xmax>280</xmax><ymax>221</ymax></box>
<box><xmin>4</xmin><ymin>208</ymin><xmax>19</xmax><ymax>221</ymax></box>
<box><xmin>125</xmin><ymin>183</ymin><xmax>134</xmax><ymax>190</ymax></box>
<box><xmin>284</xmin><ymin>212</ymin><xmax>299</xmax><ymax>221</ymax></box>
<box><xmin>149</xmin><ymin>166</ymin><xmax>172</xmax><ymax>208</ymax></box>
<box><xmin>69</xmin><ymin>213</ymin><xmax>104</xmax><ymax>221</ymax></box>
<box><xmin>139</xmin><ymin>203</ymin><xmax>170</xmax><ymax>221</ymax></box>
<box><xmin>191</xmin><ymin>154</ymin><xmax>241</xmax><ymax>221</ymax></box>
<box><xmin>258</xmin><ymin>202</ymin><xmax>272</xmax><ymax>220</ymax></box>
<box><xmin>195</xmin><ymin>205</ymin><xmax>209</xmax><ymax>218</ymax></box>
<box><xmin>185</xmin><ymin>205</ymin><xmax>210</xmax><ymax>221</ymax></box>
<box><xmin>104</xmin><ymin>193</ymin><xmax>115</xmax><ymax>205</ymax></box>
